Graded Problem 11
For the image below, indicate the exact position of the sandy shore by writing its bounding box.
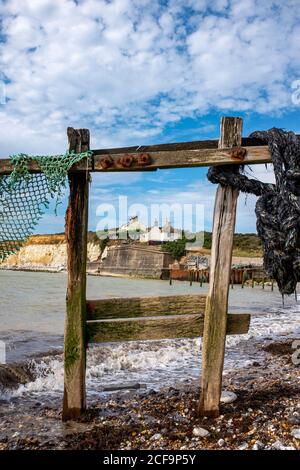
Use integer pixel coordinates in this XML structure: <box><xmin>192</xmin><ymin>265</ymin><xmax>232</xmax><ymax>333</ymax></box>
<box><xmin>0</xmin><ymin>335</ymin><xmax>300</xmax><ymax>451</ymax></box>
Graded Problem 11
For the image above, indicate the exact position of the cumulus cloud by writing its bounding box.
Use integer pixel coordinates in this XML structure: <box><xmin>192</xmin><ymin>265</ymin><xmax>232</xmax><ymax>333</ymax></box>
<box><xmin>0</xmin><ymin>0</ymin><xmax>299</xmax><ymax>154</ymax></box>
<box><xmin>0</xmin><ymin>0</ymin><xmax>298</xmax><ymax>233</ymax></box>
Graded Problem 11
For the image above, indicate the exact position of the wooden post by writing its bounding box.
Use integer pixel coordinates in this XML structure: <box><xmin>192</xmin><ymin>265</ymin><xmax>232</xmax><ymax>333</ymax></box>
<box><xmin>199</xmin><ymin>117</ymin><xmax>243</xmax><ymax>417</ymax></box>
<box><xmin>62</xmin><ymin>127</ymin><xmax>90</xmax><ymax>421</ymax></box>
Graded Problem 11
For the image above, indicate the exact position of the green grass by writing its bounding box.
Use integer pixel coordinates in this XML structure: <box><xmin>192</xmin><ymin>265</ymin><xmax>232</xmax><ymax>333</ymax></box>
<box><xmin>202</xmin><ymin>231</ymin><xmax>262</xmax><ymax>257</ymax></box>
<box><xmin>28</xmin><ymin>231</ymin><xmax>263</xmax><ymax>258</ymax></box>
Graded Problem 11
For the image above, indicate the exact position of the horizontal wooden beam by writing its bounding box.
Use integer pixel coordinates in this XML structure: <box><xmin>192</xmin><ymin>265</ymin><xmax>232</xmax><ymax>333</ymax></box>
<box><xmin>87</xmin><ymin>313</ymin><xmax>250</xmax><ymax>343</ymax></box>
<box><xmin>92</xmin><ymin>145</ymin><xmax>271</xmax><ymax>172</ymax></box>
<box><xmin>86</xmin><ymin>294</ymin><xmax>207</xmax><ymax>320</ymax></box>
<box><xmin>0</xmin><ymin>156</ymin><xmax>93</xmax><ymax>175</ymax></box>
<box><xmin>0</xmin><ymin>139</ymin><xmax>274</xmax><ymax>175</ymax></box>
<box><xmin>91</xmin><ymin>136</ymin><xmax>270</xmax><ymax>154</ymax></box>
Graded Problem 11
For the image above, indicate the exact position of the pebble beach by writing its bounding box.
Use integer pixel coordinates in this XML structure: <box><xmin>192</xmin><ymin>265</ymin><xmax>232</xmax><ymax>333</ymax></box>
<box><xmin>0</xmin><ymin>272</ymin><xmax>300</xmax><ymax>451</ymax></box>
<box><xmin>1</xmin><ymin>335</ymin><xmax>300</xmax><ymax>451</ymax></box>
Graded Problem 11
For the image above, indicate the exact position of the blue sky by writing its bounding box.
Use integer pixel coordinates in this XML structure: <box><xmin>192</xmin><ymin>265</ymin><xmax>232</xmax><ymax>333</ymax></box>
<box><xmin>0</xmin><ymin>0</ymin><xmax>299</xmax><ymax>234</ymax></box>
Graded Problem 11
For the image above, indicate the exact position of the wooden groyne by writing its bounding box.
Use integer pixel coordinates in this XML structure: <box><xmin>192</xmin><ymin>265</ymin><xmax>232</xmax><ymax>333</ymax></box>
<box><xmin>0</xmin><ymin>116</ymin><xmax>277</xmax><ymax>420</ymax></box>
<box><xmin>170</xmin><ymin>266</ymin><xmax>271</xmax><ymax>286</ymax></box>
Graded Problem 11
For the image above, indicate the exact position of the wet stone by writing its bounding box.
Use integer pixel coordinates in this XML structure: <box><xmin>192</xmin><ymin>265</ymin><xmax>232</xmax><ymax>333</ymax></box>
<box><xmin>143</xmin><ymin>415</ymin><xmax>157</xmax><ymax>426</ymax></box>
<box><xmin>220</xmin><ymin>391</ymin><xmax>237</xmax><ymax>404</ymax></box>
<box><xmin>217</xmin><ymin>438</ymin><xmax>225</xmax><ymax>447</ymax></box>
<box><xmin>288</xmin><ymin>414</ymin><xmax>300</xmax><ymax>425</ymax></box>
<box><xmin>150</xmin><ymin>433</ymin><xmax>162</xmax><ymax>441</ymax></box>
<box><xmin>252</xmin><ymin>440</ymin><xmax>264</xmax><ymax>450</ymax></box>
<box><xmin>238</xmin><ymin>442</ymin><xmax>248</xmax><ymax>450</ymax></box>
<box><xmin>291</xmin><ymin>429</ymin><xmax>300</xmax><ymax>440</ymax></box>
<box><xmin>192</xmin><ymin>427</ymin><xmax>209</xmax><ymax>438</ymax></box>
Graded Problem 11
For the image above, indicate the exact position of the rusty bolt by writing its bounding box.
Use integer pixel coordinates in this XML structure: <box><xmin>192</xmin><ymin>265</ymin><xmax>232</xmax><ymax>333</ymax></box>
<box><xmin>137</xmin><ymin>153</ymin><xmax>152</xmax><ymax>166</ymax></box>
<box><xmin>100</xmin><ymin>155</ymin><xmax>114</xmax><ymax>169</ymax></box>
<box><xmin>230</xmin><ymin>146</ymin><xmax>247</xmax><ymax>160</ymax></box>
<box><xmin>118</xmin><ymin>154</ymin><xmax>134</xmax><ymax>168</ymax></box>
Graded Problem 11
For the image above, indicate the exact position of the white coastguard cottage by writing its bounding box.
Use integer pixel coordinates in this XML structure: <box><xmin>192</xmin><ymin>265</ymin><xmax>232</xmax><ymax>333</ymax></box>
<box><xmin>119</xmin><ymin>215</ymin><xmax>147</xmax><ymax>240</ymax></box>
<box><xmin>140</xmin><ymin>219</ymin><xmax>182</xmax><ymax>244</ymax></box>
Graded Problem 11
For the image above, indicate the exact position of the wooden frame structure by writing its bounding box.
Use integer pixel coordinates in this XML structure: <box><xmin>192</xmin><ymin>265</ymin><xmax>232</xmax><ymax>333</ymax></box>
<box><xmin>0</xmin><ymin>117</ymin><xmax>275</xmax><ymax>421</ymax></box>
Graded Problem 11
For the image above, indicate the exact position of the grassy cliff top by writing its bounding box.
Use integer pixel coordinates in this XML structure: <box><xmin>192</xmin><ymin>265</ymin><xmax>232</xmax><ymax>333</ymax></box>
<box><xmin>25</xmin><ymin>232</ymin><xmax>98</xmax><ymax>245</ymax></box>
<box><xmin>203</xmin><ymin>232</ymin><xmax>262</xmax><ymax>257</ymax></box>
<box><xmin>26</xmin><ymin>231</ymin><xmax>262</xmax><ymax>257</ymax></box>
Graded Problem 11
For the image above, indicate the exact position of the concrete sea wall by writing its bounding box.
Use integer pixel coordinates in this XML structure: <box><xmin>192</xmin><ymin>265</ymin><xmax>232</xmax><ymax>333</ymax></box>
<box><xmin>98</xmin><ymin>245</ymin><xmax>174</xmax><ymax>279</ymax></box>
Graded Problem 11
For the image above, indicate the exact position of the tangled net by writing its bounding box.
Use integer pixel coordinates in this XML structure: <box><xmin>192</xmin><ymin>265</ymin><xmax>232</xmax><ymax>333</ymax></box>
<box><xmin>0</xmin><ymin>151</ymin><xmax>91</xmax><ymax>262</ymax></box>
<box><xmin>208</xmin><ymin>128</ymin><xmax>300</xmax><ymax>296</ymax></box>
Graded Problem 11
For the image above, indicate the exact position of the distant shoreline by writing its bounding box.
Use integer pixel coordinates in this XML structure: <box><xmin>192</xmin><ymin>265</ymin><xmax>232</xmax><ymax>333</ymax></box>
<box><xmin>0</xmin><ymin>266</ymin><xmax>66</xmax><ymax>274</ymax></box>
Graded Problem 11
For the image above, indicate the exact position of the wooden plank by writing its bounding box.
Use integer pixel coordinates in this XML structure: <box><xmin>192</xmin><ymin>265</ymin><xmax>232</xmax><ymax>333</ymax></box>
<box><xmin>199</xmin><ymin>117</ymin><xmax>243</xmax><ymax>418</ymax></box>
<box><xmin>92</xmin><ymin>145</ymin><xmax>270</xmax><ymax>172</ymax></box>
<box><xmin>1</xmin><ymin>131</ymin><xmax>299</xmax><ymax>175</ymax></box>
<box><xmin>87</xmin><ymin>313</ymin><xmax>250</xmax><ymax>343</ymax></box>
<box><xmin>86</xmin><ymin>294</ymin><xmax>207</xmax><ymax>320</ymax></box>
<box><xmin>0</xmin><ymin>155</ymin><xmax>93</xmax><ymax>175</ymax></box>
<box><xmin>92</xmin><ymin>136</ymin><xmax>270</xmax><ymax>154</ymax></box>
<box><xmin>93</xmin><ymin>139</ymin><xmax>218</xmax><ymax>154</ymax></box>
<box><xmin>62</xmin><ymin>128</ymin><xmax>90</xmax><ymax>422</ymax></box>
<box><xmin>0</xmin><ymin>144</ymin><xmax>271</xmax><ymax>175</ymax></box>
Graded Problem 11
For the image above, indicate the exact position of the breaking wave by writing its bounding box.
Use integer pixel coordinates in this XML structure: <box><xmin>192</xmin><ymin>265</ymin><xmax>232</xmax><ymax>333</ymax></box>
<box><xmin>1</xmin><ymin>301</ymin><xmax>299</xmax><ymax>403</ymax></box>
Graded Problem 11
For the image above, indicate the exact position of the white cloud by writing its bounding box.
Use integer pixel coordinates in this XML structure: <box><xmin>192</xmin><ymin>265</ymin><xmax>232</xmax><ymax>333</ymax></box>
<box><xmin>0</xmin><ymin>0</ymin><xmax>299</xmax><ymax>155</ymax></box>
<box><xmin>0</xmin><ymin>0</ymin><xmax>298</xmax><ymax>234</ymax></box>
<box><xmin>87</xmin><ymin>169</ymin><xmax>261</xmax><ymax>233</ymax></box>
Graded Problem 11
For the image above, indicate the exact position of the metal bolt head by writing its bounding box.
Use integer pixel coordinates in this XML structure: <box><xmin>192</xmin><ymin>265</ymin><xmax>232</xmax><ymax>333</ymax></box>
<box><xmin>137</xmin><ymin>153</ymin><xmax>152</xmax><ymax>166</ymax></box>
<box><xmin>100</xmin><ymin>155</ymin><xmax>114</xmax><ymax>169</ymax></box>
<box><xmin>118</xmin><ymin>154</ymin><xmax>134</xmax><ymax>167</ymax></box>
<box><xmin>230</xmin><ymin>146</ymin><xmax>247</xmax><ymax>160</ymax></box>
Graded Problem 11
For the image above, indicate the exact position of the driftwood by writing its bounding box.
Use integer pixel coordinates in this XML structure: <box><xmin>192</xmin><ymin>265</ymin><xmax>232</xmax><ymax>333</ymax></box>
<box><xmin>101</xmin><ymin>383</ymin><xmax>147</xmax><ymax>392</ymax></box>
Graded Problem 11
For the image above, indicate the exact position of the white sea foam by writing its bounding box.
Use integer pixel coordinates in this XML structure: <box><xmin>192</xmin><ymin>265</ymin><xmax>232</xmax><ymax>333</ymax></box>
<box><xmin>5</xmin><ymin>302</ymin><xmax>299</xmax><ymax>402</ymax></box>
<box><xmin>0</xmin><ymin>272</ymin><xmax>299</xmax><ymax>402</ymax></box>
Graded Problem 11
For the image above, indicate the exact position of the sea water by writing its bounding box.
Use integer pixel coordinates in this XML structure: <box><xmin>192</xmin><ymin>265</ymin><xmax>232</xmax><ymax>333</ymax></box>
<box><xmin>0</xmin><ymin>270</ymin><xmax>299</xmax><ymax>401</ymax></box>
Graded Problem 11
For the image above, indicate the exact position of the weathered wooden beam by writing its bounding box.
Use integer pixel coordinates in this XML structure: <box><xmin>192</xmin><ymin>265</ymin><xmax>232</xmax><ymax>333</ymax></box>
<box><xmin>92</xmin><ymin>145</ymin><xmax>270</xmax><ymax>172</ymax></box>
<box><xmin>0</xmin><ymin>143</ymin><xmax>272</xmax><ymax>175</ymax></box>
<box><xmin>199</xmin><ymin>117</ymin><xmax>243</xmax><ymax>418</ymax></box>
<box><xmin>0</xmin><ymin>155</ymin><xmax>93</xmax><ymax>175</ymax></box>
<box><xmin>93</xmin><ymin>139</ymin><xmax>219</xmax><ymax>154</ymax></box>
<box><xmin>86</xmin><ymin>294</ymin><xmax>207</xmax><ymax>320</ymax></box>
<box><xmin>92</xmin><ymin>136</ymin><xmax>268</xmax><ymax>154</ymax></box>
<box><xmin>87</xmin><ymin>313</ymin><xmax>250</xmax><ymax>343</ymax></box>
<box><xmin>62</xmin><ymin>128</ymin><xmax>90</xmax><ymax>422</ymax></box>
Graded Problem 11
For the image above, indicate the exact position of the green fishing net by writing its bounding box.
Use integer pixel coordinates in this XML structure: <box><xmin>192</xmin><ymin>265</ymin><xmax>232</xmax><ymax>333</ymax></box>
<box><xmin>0</xmin><ymin>151</ymin><xmax>92</xmax><ymax>262</ymax></box>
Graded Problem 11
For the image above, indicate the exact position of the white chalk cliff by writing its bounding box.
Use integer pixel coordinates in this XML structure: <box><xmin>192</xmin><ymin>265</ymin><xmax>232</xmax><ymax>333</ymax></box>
<box><xmin>0</xmin><ymin>242</ymin><xmax>101</xmax><ymax>271</ymax></box>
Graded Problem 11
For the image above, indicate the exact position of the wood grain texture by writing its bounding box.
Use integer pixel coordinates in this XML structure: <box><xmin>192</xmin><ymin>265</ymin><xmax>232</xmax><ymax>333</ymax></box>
<box><xmin>199</xmin><ymin>117</ymin><xmax>243</xmax><ymax>418</ymax></box>
<box><xmin>62</xmin><ymin>128</ymin><xmax>90</xmax><ymax>422</ymax></box>
<box><xmin>0</xmin><ymin>145</ymin><xmax>271</xmax><ymax>174</ymax></box>
<box><xmin>92</xmin><ymin>136</ymin><xmax>270</xmax><ymax>154</ymax></box>
<box><xmin>0</xmin><ymin>154</ymin><xmax>93</xmax><ymax>175</ymax></box>
<box><xmin>92</xmin><ymin>146</ymin><xmax>270</xmax><ymax>172</ymax></box>
<box><xmin>87</xmin><ymin>313</ymin><xmax>250</xmax><ymax>343</ymax></box>
<box><xmin>86</xmin><ymin>294</ymin><xmax>207</xmax><ymax>320</ymax></box>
